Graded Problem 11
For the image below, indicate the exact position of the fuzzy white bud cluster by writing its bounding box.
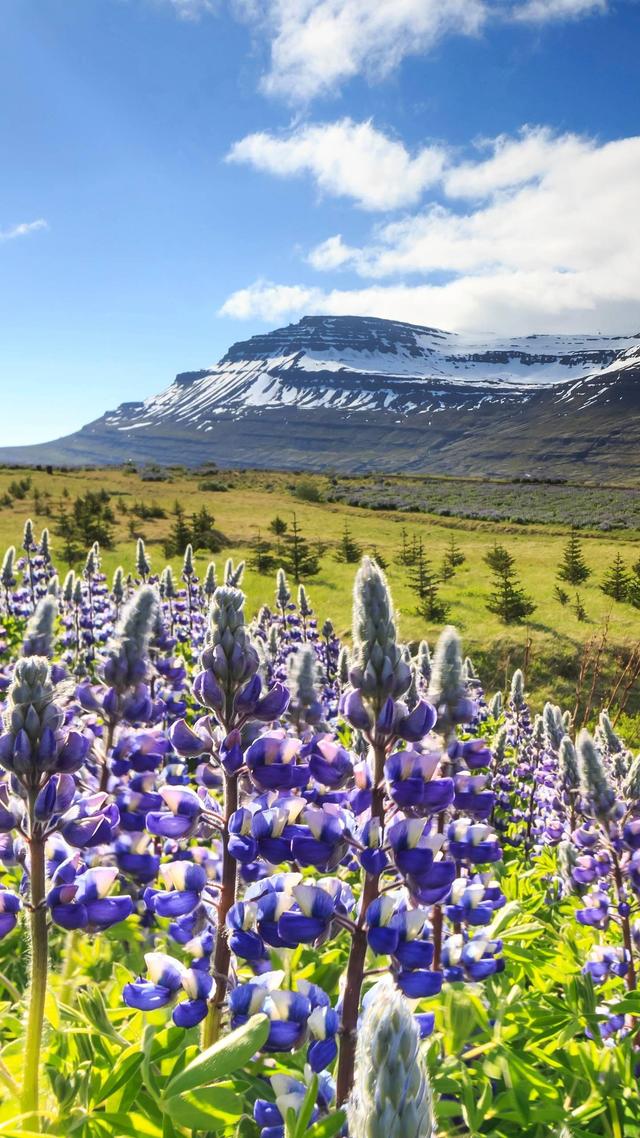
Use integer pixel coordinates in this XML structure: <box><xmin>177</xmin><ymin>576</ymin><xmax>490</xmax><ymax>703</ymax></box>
<box><xmin>348</xmin><ymin>978</ymin><xmax>434</xmax><ymax>1138</ymax></box>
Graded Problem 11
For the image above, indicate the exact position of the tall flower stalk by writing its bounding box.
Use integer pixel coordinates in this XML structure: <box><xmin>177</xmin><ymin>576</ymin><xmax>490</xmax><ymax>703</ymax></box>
<box><xmin>336</xmin><ymin>557</ymin><xmax>412</xmax><ymax>1104</ymax></box>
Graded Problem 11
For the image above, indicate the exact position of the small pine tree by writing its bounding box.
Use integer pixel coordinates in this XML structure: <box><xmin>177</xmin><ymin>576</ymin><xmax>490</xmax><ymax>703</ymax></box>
<box><xmin>268</xmin><ymin>516</ymin><xmax>288</xmax><ymax>555</ymax></box>
<box><xmin>165</xmin><ymin>504</ymin><xmax>192</xmax><ymax>558</ymax></box>
<box><xmin>280</xmin><ymin>513</ymin><xmax>320</xmax><ymax>582</ymax></box>
<box><xmin>442</xmin><ymin>533</ymin><xmax>465</xmax><ymax>580</ymax></box>
<box><xmin>335</xmin><ymin>521</ymin><xmax>362</xmax><ymax>564</ymax></box>
<box><xmin>573</xmin><ymin>592</ymin><xmax>587</xmax><ymax>622</ymax></box>
<box><xmin>557</xmin><ymin>528</ymin><xmax>591</xmax><ymax>585</ymax></box>
<box><xmin>484</xmin><ymin>541</ymin><xmax>512</xmax><ymax>573</ymax></box>
<box><xmin>486</xmin><ymin>547</ymin><xmax>536</xmax><ymax>624</ymax></box>
<box><xmin>601</xmin><ymin>553</ymin><xmax>629</xmax><ymax>602</ymax></box>
<box><xmin>249</xmin><ymin>530</ymin><xmax>275</xmax><ymax>574</ymax></box>
<box><xmin>408</xmin><ymin>539</ymin><xmax>448</xmax><ymax>621</ymax></box>
<box><xmin>370</xmin><ymin>545</ymin><xmax>388</xmax><ymax>569</ymax></box>
<box><xmin>554</xmin><ymin>585</ymin><xmax>569</xmax><ymax>605</ymax></box>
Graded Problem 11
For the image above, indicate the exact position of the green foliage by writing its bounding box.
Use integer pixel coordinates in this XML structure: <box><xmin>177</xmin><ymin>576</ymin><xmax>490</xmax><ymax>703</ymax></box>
<box><xmin>407</xmin><ymin>538</ymin><xmax>448</xmax><ymax>621</ymax></box>
<box><xmin>56</xmin><ymin>490</ymin><xmax>116</xmax><ymax>556</ymax></box>
<box><xmin>601</xmin><ymin>553</ymin><xmax>630</xmax><ymax>602</ymax></box>
<box><xmin>486</xmin><ymin>545</ymin><xmax>536</xmax><ymax>624</ymax></box>
<box><xmin>334</xmin><ymin>521</ymin><xmax>362</xmax><ymax>564</ymax></box>
<box><xmin>557</xmin><ymin>529</ymin><xmax>591</xmax><ymax>585</ymax></box>
<box><xmin>279</xmin><ymin>513</ymin><xmax>320</xmax><ymax>582</ymax></box>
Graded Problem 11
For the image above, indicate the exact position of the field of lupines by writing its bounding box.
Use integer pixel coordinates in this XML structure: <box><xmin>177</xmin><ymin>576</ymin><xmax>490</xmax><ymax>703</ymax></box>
<box><xmin>1</xmin><ymin>527</ymin><xmax>640</xmax><ymax>1137</ymax></box>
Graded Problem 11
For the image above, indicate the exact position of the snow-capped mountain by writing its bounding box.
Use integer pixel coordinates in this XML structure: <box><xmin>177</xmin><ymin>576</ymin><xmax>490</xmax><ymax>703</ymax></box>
<box><xmin>3</xmin><ymin>315</ymin><xmax>640</xmax><ymax>480</ymax></box>
<box><xmin>103</xmin><ymin>315</ymin><xmax>640</xmax><ymax>428</ymax></box>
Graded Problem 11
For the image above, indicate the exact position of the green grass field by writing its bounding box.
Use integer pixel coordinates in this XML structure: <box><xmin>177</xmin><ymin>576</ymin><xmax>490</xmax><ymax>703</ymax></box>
<box><xmin>2</xmin><ymin>463</ymin><xmax>640</xmax><ymax>724</ymax></box>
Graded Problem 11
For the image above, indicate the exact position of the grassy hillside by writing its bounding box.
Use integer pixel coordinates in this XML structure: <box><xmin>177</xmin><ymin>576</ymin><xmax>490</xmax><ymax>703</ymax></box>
<box><xmin>2</xmin><ymin>462</ymin><xmax>640</xmax><ymax>726</ymax></box>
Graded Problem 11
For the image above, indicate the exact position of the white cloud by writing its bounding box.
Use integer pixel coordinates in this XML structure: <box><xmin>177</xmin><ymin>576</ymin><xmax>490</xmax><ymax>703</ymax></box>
<box><xmin>0</xmin><ymin>219</ymin><xmax>48</xmax><ymax>242</ymax></box>
<box><xmin>227</xmin><ymin>119</ymin><xmax>446</xmax><ymax>210</ymax></box>
<box><xmin>307</xmin><ymin>234</ymin><xmax>358</xmax><ymax>270</ymax></box>
<box><xmin>220</xmin><ymin>129</ymin><xmax>640</xmax><ymax>334</ymax></box>
<box><xmin>232</xmin><ymin>0</ymin><xmax>608</xmax><ymax>101</ymax></box>
<box><xmin>219</xmin><ymin>272</ymin><xmax>640</xmax><ymax>334</ymax></box>
<box><xmin>235</xmin><ymin>0</ymin><xmax>487</xmax><ymax>102</ymax></box>
<box><xmin>163</xmin><ymin>0</ymin><xmax>218</xmax><ymax>18</ymax></box>
<box><xmin>513</xmin><ymin>0</ymin><xmax>607</xmax><ymax>22</ymax></box>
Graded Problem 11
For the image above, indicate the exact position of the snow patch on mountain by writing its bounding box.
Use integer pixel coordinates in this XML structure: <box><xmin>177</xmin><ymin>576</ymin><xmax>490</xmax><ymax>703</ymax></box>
<box><xmin>103</xmin><ymin>316</ymin><xmax>640</xmax><ymax>432</ymax></box>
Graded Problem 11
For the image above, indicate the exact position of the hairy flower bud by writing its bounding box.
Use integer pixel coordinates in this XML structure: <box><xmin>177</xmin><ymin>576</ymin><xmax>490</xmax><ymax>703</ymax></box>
<box><xmin>103</xmin><ymin>585</ymin><xmax>158</xmax><ymax>694</ymax></box>
<box><xmin>350</xmin><ymin>557</ymin><xmax>410</xmax><ymax>709</ymax></box>
<box><xmin>348</xmin><ymin>977</ymin><xmax>434</xmax><ymax>1138</ymax></box>
<box><xmin>23</xmin><ymin>597</ymin><xmax>58</xmax><ymax>659</ymax></box>
<box><xmin>558</xmin><ymin>736</ymin><xmax>579</xmax><ymax>791</ymax></box>
<box><xmin>427</xmin><ymin>626</ymin><xmax>471</xmax><ymax>738</ymax></box>
<box><xmin>577</xmin><ymin>729</ymin><xmax>617</xmax><ymax>820</ymax></box>
<box><xmin>509</xmin><ymin>669</ymin><xmax>525</xmax><ymax>711</ymax></box>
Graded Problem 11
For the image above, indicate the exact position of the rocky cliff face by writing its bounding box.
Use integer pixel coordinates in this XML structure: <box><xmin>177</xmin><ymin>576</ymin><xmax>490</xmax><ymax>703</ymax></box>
<box><xmin>2</xmin><ymin>316</ymin><xmax>640</xmax><ymax>480</ymax></box>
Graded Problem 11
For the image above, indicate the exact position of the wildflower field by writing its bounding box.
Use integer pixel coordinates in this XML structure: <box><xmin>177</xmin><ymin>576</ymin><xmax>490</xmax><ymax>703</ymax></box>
<box><xmin>1</xmin><ymin>474</ymin><xmax>640</xmax><ymax>1137</ymax></box>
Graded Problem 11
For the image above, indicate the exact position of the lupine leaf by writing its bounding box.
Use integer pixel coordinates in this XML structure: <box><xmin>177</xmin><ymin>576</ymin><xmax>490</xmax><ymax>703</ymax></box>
<box><xmin>164</xmin><ymin>1014</ymin><xmax>269</xmax><ymax>1097</ymax></box>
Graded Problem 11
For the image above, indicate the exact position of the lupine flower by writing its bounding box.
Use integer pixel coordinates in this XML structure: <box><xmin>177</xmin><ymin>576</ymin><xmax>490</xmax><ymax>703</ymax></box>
<box><xmin>48</xmin><ymin>865</ymin><xmax>134</xmax><ymax>930</ymax></box>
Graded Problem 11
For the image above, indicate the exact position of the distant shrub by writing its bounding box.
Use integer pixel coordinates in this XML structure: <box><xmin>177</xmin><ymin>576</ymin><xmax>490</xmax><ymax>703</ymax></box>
<box><xmin>292</xmin><ymin>479</ymin><xmax>323</xmax><ymax>503</ymax></box>
<box><xmin>131</xmin><ymin>501</ymin><xmax>167</xmax><ymax>520</ymax></box>
<box><xmin>198</xmin><ymin>480</ymin><xmax>229</xmax><ymax>492</ymax></box>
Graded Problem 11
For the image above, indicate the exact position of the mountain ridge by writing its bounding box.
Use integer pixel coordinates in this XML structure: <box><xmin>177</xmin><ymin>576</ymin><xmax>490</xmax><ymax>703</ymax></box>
<box><xmin>2</xmin><ymin>315</ymin><xmax>640</xmax><ymax>481</ymax></box>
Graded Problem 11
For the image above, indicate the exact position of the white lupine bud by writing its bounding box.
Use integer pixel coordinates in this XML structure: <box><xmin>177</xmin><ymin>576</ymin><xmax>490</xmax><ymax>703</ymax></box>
<box><xmin>112</xmin><ymin>567</ymin><xmax>125</xmax><ymax>604</ymax></box>
<box><xmin>558</xmin><ymin>736</ymin><xmax>579</xmax><ymax>790</ymax></box>
<box><xmin>348</xmin><ymin>978</ymin><xmax>434</xmax><ymax>1138</ymax></box>
<box><xmin>351</xmin><ymin>557</ymin><xmax>410</xmax><ymax>707</ymax></box>
<box><xmin>415</xmin><ymin>640</ymin><xmax>431</xmax><ymax>685</ymax></box>
<box><xmin>493</xmin><ymin>725</ymin><xmax>508</xmax><ymax>765</ymax></box>
<box><xmin>509</xmin><ymin>669</ymin><xmax>525</xmax><ymax>710</ymax></box>
<box><xmin>84</xmin><ymin>542</ymin><xmax>100</xmax><ymax>578</ymax></box>
<box><xmin>160</xmin><ymin>566</ymin><xmax>175</xmax><ymax>600</ymax></box>
<box><xmin>224</xmin><ymin>558</ymin><xmax>244</xmax><ymax>587</ymax></box>
<box><xmin>543</xmin><ymin>703</ymin><xmax>564</xmax><ymax>751</ymax></box>
<box><xmin>287</xmin><ymin>645</ymin><xmax>319</xmax><ymax>712</ymax></box>
<box><xmin>182</xmin><ymin>544</ymin><xmax>194</xmax><ymax>579</ymax></box>
<box><xmin>136</xmin><ymin>538</ymin><xmax>150</xmax><ymax>580</ymax></box>
<box><xmin>577</xmin><ymin>729</ymin><xmax>616</xmax><ymax>819</ymax></box>
<box><xmin>40</xmin><ymin>528</ymin><xmax>51</xmax><ymax>564</ymax></box>
<box><xmin>427</xmin><ymin>625</ymin><xmax>466</xmax><ymax>735</ymax></box>
<box><xmin>489</xmin><ymin>691</ymin><xmax>502</xmax><ymax>719</ymax></box>
<box><xmin>1</xmin><ymin>547</ymin><xmax>16</xmax><ymax>590</ymax></box>
<box><xmin>47</xmin><ymin>575</ymin><xmax>59</xmax><ymax>598</ymax></box>
<box><xmin>595</xmin><ymin>710</ymin><xmax>623</xmax><ymax>755</ymax></box>
<box><xmin>298</xmin><ymin>584</ymin><xmax>312</xmax><ymax>619</ymax></box>
<box><xmin>23</xmin><ymin>597</ymin><xmax>58</xmax><ymax>659</ymax></box>
<box><xmin>23</xmin><ymin>518</ymin><xmax>35</xmax><ymax>552</ymax></box>
<box><xmin>276</xmin><ymin>568</ymin><xmax>291</xmax><ymax>611</ymax></box>
<box><xmin>338</xmin><ymin>646</ymin><xmax>350</xmax><ymax>687</ymax></box>
<box><xmin>623</xmin><ymin>753</ymin><xmax>640</xmax><ymax>802</ymax></box>
<box><xmin>203</xmin><ymin>562</ymin><xmax>217</xmax><ymax>599</ymax></box>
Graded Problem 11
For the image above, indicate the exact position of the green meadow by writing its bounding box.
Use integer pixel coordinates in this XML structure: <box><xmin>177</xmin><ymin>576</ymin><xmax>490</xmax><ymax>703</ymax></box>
<box><xmin>2</xmin><ymin>463</ymin><xmax>640</xmax><ymax>727</ymax></box>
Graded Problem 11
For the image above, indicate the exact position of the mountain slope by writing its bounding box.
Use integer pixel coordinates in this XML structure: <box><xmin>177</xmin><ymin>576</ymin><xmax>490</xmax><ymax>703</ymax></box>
<box><xmin>2</xmin><ymin>315</ymin><xmax>640</xmax><ymax>481</ymax></box>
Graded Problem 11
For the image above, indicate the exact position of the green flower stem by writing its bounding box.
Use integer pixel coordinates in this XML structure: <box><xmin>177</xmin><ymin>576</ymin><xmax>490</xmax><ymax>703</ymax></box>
<box><xmin>202</xmin><ymin>771</ymin><xmax>239</xmax><ymax>1050</ymax></box>
<box><xmin>336</xmin><ymin>740</ymin><xmax>386</xmax><ymax>1106</ymax></box>
<box><xmin>22</xmin><ymin>828</ymin><xmax>48</xmax><ymax>1118</ymax></box>
<box><xmin>59</xmin><ymin>930</ymin><xmax>81</xmax><ymax>1007</ymax></box>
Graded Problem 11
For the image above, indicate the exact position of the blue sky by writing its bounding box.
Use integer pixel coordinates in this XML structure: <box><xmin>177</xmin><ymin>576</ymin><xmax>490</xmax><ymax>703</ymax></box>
<box><xmin>2</xmin><ymin>0</ymin><xmax>639</xmax><ymax>445</ymax></box>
